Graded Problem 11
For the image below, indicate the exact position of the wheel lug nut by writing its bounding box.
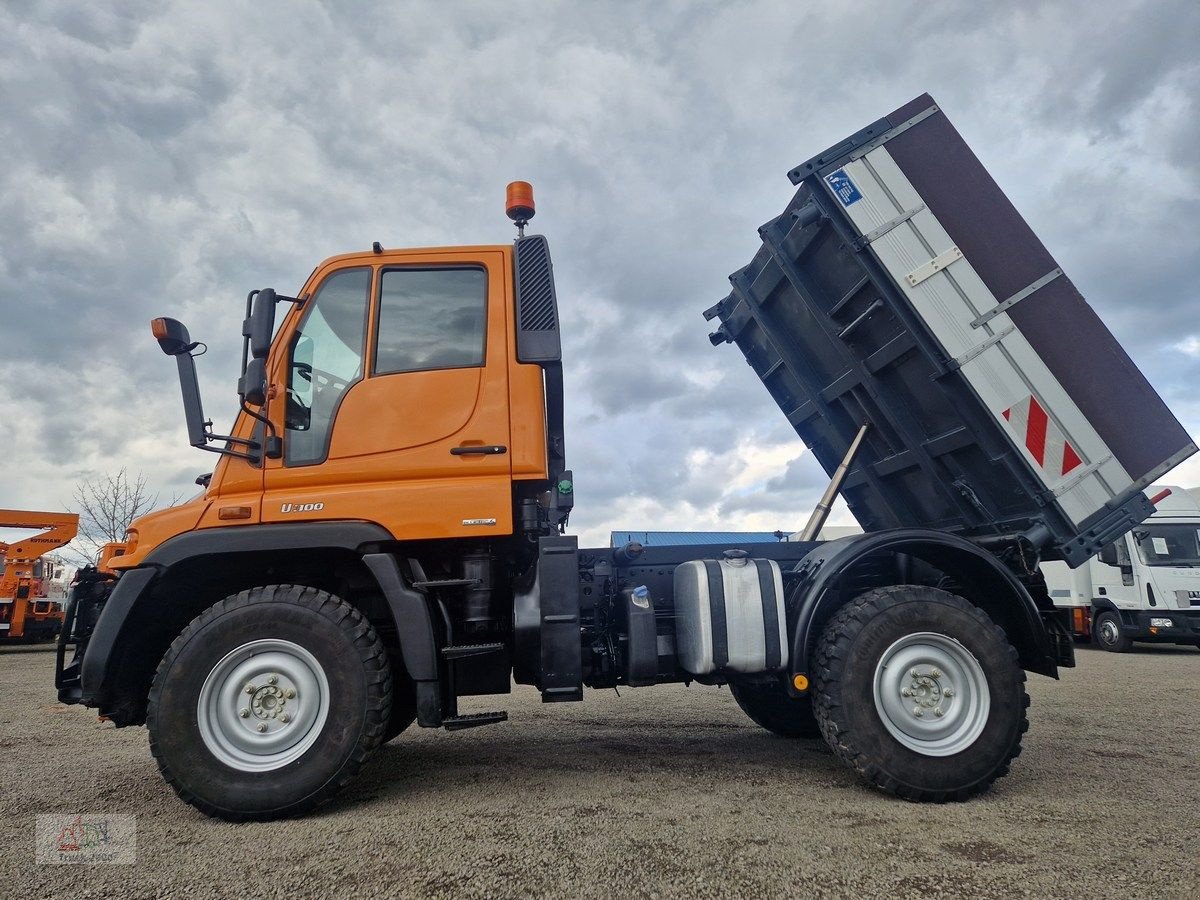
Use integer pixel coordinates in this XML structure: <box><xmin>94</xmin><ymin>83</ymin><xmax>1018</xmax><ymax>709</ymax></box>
<box><xmin>244</xmin><ymin>683</ymin><xmax>256</xmax><ymax>694</ymax></box>
<box><xmin>935</xmin><ymin>708</ymin><xmax>945</xmax><ymax>717</ymax></box>
<box><xmin>931</xmin><ymin>668</ymin><xmax>942</xmax><ymax>679</ymax></box>
<box><xmin>901</xmin><ymin>688</ymin><xmax>913</xmax><ymax>697</ymax></box>
<box><xmin>283</xmin><ymin>688</ymin><xmax>296</xmax><ymax>699</ymax></box>
<box><xmin>256</xmin><ymin>723</ymin><xmax>268</xmax><ymax>733</ymax></box>
<box><xmin>267</xmin><ymin>674</ymin><xmax>279</xmax><ymax>685</ymax></box>
<box><xmin>239</xmin><ymin>708</ymin><xmax>250</xmax><ymax>718</ymax></box>
<box><xmin>910</xmin><ymin>668</ymin><xmax>920</xmax><ymax>678</ymax></box>
<box><xmin>913</xmin><ymin>707</ymin><xmax>923</xmax><ymax>717</ymax></box>
<box><xmin>943</xmin><ymin>688</ymin><xmax>954</xmax><ymax>698</ymax></box>
<box><xmin>279</xmin><ymin>713</ymin><xmax>290</xmax><ymax>724</ymax></box>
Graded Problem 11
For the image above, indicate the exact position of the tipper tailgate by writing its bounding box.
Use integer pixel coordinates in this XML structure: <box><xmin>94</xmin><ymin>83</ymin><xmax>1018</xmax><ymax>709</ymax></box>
<box><xmin>706</xmin><ymin>93</ymin><xmax>1195</xmax><ymax>566</ymax></box>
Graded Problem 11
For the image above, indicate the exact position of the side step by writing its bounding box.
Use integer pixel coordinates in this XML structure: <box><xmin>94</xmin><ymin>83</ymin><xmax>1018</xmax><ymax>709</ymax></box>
<box><xmin>443</xmin><ymin>711</ymin><xmax>507</xmax><ymax>731</ymax></box>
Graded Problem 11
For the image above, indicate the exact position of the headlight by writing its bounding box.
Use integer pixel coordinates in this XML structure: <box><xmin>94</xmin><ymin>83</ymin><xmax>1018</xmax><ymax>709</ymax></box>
<box><xmin>1149</xmin><ymin>617</ymin><xmax>1173</xmax><ymax>628</ymax></box>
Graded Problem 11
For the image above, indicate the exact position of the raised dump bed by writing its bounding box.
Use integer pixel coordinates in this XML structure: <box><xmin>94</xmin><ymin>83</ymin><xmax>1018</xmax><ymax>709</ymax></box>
<box><xmin>706</xmin><ymin>93</ymin><xmax>1195</xmax><ymax>566</ymax></box>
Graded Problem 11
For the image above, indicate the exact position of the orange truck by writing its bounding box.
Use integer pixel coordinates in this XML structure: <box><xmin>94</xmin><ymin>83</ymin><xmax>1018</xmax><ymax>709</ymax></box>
<box><xmin>56</xmin><ymin>96</ymin><xmax>1194</xmax><ymax>821</ymax></box>
<box><xmin>1</xmin><ymin>510</ymin><xmax>79</xmax><ymax>641</ymax></box>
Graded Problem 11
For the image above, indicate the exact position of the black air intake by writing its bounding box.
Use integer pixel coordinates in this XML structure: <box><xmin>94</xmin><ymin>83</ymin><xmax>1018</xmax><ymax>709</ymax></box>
<box><xmin>514</xmin><ymin>235</ymin><xmax>562</xmax><ymax>363</ymax></box>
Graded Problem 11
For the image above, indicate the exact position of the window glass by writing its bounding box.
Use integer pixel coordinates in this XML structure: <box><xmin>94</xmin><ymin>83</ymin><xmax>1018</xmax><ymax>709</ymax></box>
<box><xmin>1131</xmin><ymin>524</ymin><xmax>1200</xmax><ymax>567</ymax></box>
<box><xmin>375</xmin><ymin>268</ymin><xmax>486</xmax><ymax>375</ymax></box>
<box><xmin>285</xmin><ymin>267</ymin><xmax>370</xmax><ymax>466</ymax></box>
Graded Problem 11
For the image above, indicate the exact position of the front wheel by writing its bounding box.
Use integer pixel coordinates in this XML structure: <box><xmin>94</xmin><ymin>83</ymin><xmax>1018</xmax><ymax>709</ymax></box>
<box><xmin>147</xmin><ymin>585</ymin><xmax>392</xmax><ymax>820</ymax></box>
<box><xmin>812</xmin><ymin>586</ymin><xmax>1028</xmax><ymax>802</ymax></box>
<box><xmin>1092</xmin><ymin>610</ymin><xmax>1132</xmax><ymax>653</ymax></box>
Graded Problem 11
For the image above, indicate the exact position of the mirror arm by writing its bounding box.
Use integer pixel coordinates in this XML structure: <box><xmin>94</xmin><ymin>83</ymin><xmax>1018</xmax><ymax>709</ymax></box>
<box><xmin>190</xmin><ymin>413</ymin><xmax>262</xmax><ymax>463</ymax></box>
<box><xmin>240</xmin><ymin>400</ymin><xmax>283</xmax><ymax>459</ymax></box>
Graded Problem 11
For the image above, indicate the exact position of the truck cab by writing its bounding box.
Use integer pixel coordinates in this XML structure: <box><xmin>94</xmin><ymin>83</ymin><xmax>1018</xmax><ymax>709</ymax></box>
<box><xmin>1044</xmin><ymin>487</ymin><xmax>1200</xmax><ymax>651</ymax></box>
<box><xmin>102</xmin><ymin>241</ymin><xmax>561</xmax><ymax>567</ymax></box>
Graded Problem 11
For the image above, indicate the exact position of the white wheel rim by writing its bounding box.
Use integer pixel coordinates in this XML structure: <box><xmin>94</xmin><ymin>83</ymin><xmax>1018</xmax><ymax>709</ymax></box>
<box><xmin>196</xmin><ymin>639</ymin><xmax>330</xmax><ymax>772</ymax></box>
<box><xmin>1098</xmin><ymin>617</ymin><xmax>1120</xmax><ymax>645</ymax></box>
<box><xmin>872</xmin><ymin>632</ymin><xmax>990</xmax><ymax>757</ymax></box>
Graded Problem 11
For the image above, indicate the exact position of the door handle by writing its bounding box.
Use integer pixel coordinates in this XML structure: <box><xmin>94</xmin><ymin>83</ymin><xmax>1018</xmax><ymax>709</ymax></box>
<box><xmin>450</xmin><ymin>445</ymin><xmax>507</xmax><ymax>456</ymax></box>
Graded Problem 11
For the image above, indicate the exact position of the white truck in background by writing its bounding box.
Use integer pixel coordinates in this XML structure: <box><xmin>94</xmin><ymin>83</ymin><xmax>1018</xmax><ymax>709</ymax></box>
<box><xmin>1042</xmin><ymin>486</ymin><xmax>1200</xmax><ymax>651</ymax></box>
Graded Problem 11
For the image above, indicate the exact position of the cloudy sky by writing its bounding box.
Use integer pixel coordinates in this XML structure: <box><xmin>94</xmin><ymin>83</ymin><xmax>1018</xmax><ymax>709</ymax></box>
<box><xmin>2</xmin><ymin>0</ymin><xmax>1198</xmax><ymax>550</ymax></box>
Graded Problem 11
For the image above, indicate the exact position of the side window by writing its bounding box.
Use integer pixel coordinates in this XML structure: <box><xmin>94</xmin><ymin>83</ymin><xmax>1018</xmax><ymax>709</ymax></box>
<box><xmin>285</xmin><ymin>267</ymin><xmax>371</xmax><ymax>466</ymax></box>
<box><xmin>374</xmin><ymin>268</ymin><xmax>486</xmax><ymax>375</ymax></box>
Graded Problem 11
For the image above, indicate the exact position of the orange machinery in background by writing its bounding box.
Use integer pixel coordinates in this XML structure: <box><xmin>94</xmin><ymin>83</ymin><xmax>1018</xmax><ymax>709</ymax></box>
<box><xmin>0</xmin><ymin>510</ymin><xmax>79</xmax><ymax>641</ymax></box>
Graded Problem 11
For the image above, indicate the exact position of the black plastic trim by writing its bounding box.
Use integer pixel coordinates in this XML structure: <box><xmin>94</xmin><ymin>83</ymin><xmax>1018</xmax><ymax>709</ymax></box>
<box><xmin>78</xmin><ymin>568</ymin><xmax>158</xmax><ymax>704</ymax></box>
<box><xmin>361</xmin><ymin>554</ymin><xmax>439</xmax><ymax>683</ymax></box>
<box><xmin>142</xmin><ymin>521</ymin><xmax>393</xmax><ymax>568</ymax></box>
<box><xmin>788</xmin><ymin>529</ymin><xmax>1057</xmax><ymax>683</ymax></box>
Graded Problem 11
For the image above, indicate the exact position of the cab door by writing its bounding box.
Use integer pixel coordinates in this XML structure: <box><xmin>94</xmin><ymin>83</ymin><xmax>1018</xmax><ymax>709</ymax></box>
<box><xmin>263</xmin><ymin>250</ymin><xmax>514</xmax><ymax>539</ymax></box>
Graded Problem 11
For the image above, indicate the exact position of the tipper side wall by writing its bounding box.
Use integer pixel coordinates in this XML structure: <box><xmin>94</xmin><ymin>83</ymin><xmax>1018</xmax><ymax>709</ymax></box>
<box><xmin>707</xmin><ymin>93</ymin><xmax>1195</xmax><ymax>566</ymax></box>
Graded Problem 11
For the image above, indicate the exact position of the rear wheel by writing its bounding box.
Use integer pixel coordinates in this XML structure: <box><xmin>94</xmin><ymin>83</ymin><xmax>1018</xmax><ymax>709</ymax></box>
<box><xmin>812</xmin><ymin>585</ymin><xmax>1028</xmax><ymax>802</ymax></box>
<box><xmin>730</xmin><ymin>679</ymin><xmax>821</xmax><ymax>738</ymax></box>
<box><xmin>1092</xmin><ymin>610</ymin><xmax>1132</xmax><ymax>653</ymax></box>
<box><xmin>147</xmin><ymin>584</ymin><xmax>392</xmax><ymax>821</ymax></box>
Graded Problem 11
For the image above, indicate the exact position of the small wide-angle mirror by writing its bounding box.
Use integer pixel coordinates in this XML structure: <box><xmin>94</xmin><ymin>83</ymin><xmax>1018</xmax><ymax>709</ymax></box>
<box><xmin>242</xmin><ymin>358</ymin><xmax>267</xmax><ymax>406</ymax></box>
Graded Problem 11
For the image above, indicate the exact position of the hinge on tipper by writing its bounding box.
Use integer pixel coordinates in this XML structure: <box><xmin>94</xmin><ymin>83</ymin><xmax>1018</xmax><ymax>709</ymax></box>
<box><xmin>971</xmin><ymin>268</ymin><xmax>1063</xmax><ymax>329</ymax></box>
<box><xmin>852</xmin><ymin>203</ymin><xmax>927</xmax><ymax>251</ymax></box>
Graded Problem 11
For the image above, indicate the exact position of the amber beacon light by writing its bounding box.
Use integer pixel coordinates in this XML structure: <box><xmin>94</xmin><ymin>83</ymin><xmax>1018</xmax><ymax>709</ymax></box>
<box><xmin>506</xmin><ymin>181</ymin><xmax>535</xmax><ymax>237</ymax></box>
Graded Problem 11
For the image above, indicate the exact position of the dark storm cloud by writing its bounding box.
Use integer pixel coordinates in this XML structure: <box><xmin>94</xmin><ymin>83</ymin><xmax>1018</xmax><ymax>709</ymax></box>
<box><xmin>2</xmin><ymin>0</ymin><xmax>1198</xmax><ymax>542</ymax></box>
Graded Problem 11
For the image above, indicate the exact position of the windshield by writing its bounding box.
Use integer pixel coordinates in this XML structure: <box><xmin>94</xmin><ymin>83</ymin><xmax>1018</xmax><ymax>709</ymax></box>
<box><xmin>1131</xmin><ymin>524</ymin><xmax>1200</xmax><ymax>567</ymax></box>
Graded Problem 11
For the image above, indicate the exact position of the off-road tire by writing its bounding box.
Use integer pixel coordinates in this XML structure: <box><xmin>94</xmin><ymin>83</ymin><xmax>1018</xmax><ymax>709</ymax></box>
<box><xmin>147</xmin><ymin>584</ymin><xmax>392</xmax><ymax>821</ymax></box>
<box><xmin>812</xmin><ymin>585</ymin><xmax>1028</xmax><ymax>802</ymax></box>
<box><xmin>1092</xmin><ymin>610</ymin><xmax>1132</xmax><ymax>653</ymax></box>
<box><xmin>730</xmin><ymin>679</ymin><xmax>822</xmax><ymax>738</ymax></box>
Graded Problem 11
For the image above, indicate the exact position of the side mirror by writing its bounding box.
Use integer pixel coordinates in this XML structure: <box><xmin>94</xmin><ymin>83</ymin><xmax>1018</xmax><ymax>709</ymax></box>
<box><xmin>241</xmin><ymin>358</ymin><xmax>267</xmax><ymax>407</ymax></box>
<box><xmin>244</xmin><ymin>288</ymin><xmax>277</xmax><ymax>360</ymax></box>
<box><xmin>150</xmin><ymin>317</ymin><xmax>209</xmax><ymax>448</ymax></box>
<box><xmin>151</xmin><ymin>317</ymin><xmax>195</xmax><ymax>357</ymax></box>
<box><xmin>1098</xmin><ymin>543</ymin><xmax>1118</xmax><ymax>566</ymax></box>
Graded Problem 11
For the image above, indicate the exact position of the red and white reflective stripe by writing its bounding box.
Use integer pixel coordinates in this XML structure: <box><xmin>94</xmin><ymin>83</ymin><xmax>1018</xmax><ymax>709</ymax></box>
<box><xmin>1002</xmin><ymin>395</ymin><xmax>1083</xmax><ymax>477</ymax></box>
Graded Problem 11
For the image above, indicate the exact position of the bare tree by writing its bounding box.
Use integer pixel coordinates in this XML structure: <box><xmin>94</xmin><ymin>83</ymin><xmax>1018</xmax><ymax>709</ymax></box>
<box><xmin>70</xmin><ymin>469</ymin><xmax>160</xmax><ymax>565</ymax></box>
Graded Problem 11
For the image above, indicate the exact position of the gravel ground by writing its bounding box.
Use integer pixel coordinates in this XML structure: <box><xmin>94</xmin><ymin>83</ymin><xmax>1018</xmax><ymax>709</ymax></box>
<box><xmin>3</xmin><ymin>643</ymin><xmax>1198</xmax><ymax>899</ymax></box>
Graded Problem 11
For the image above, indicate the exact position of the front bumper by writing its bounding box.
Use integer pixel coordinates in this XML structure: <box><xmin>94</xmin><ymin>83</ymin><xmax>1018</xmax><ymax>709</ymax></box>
<box><xmin>1115</xmin><ymin>608</ymin><xmax>1200</xmax><ymax>644</ymax></box>
<box><xmin>55</xmin><ymin>568</ymin><xmax>122</xmax><ymax>704</ymax></box>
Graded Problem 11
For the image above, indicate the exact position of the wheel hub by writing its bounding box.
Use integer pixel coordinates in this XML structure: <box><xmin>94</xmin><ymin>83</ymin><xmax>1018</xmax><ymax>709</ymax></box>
<box><xmin>902</xmin><ymin>669</ymin><xmax>952</xmax><ymax>716</ymax></box>
<box><xmin>197</xmin><ymin>639</ymin><xmax>330</xmax><ymax>773</ymax></box>
<box><xmin>873</xmin><ymin>632</ymin><xmax>990</xmax><ymax>757</ymax></box>
<box><xmin>250</xmin><ymin>683</ymin><xmax>289</xmax><ymax>721</ymax></box>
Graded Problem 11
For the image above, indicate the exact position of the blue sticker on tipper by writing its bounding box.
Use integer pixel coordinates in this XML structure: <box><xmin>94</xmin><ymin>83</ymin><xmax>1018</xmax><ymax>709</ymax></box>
<box><xmin>825</xmin><ymin>169</ymin><xmax>862</xmax><ymax>206</ymax></box>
